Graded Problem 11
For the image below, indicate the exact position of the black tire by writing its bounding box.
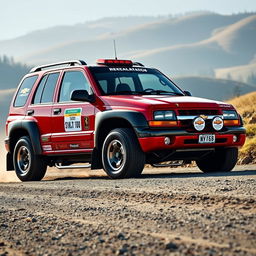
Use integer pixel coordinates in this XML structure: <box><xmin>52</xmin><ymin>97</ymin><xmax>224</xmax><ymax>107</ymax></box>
<box><xmin>102</xmin><ymin>128</ymin><xmax>145</xmax><ymax>178</ymax></box>
<box><xmin>196</xmin><ymin>147</ymin><xmax>238</xmax><ymax>173</ymax></box>
<box><xmin>13</xmin><ymin>136</ymin><xmax>47</xmax><ymax>181</ymax></box>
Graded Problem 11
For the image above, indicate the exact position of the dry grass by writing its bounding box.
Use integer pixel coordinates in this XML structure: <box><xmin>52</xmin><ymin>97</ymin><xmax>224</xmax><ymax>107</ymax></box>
<box><xmin>228</xmin><ymin>91</ymin><xmax>256</xmax><ymax>164</ymax></box>
<box><xmin>228</xmin><ymin>91</ymin><xmax>256</xmax><ymax>124</ymax></box>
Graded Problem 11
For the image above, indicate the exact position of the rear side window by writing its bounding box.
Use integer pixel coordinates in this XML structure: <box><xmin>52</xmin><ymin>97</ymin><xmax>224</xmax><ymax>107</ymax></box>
<box><xmin>14</xmin><ymin>76</ymin><xmax>38</xmax><ymax>107</ymax></box>
<box><xmin>33</xmin><ymin>73</ymin><xmax>59</xmax><ymax>104</ymax></box>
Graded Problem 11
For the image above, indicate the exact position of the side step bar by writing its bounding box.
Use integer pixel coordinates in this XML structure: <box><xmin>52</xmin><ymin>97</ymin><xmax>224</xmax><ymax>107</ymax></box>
<box><xmin>55</xmin><ymin>163</ymin><xmax>91</xmax><ymax>169</ymax></box>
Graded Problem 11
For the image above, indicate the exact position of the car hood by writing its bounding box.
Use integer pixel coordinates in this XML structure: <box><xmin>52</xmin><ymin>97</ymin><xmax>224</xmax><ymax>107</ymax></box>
<box><xmin>101</xmin><ymin>95</ymin><xmax>232</xmax><ymax>110</ymax></box>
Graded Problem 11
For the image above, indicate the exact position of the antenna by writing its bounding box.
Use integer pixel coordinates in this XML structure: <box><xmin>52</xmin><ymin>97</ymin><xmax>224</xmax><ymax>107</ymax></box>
<box><xmin>113</xmin><ymin>40</ymin><xmax>117</xmax><ymax>60</ymax></box>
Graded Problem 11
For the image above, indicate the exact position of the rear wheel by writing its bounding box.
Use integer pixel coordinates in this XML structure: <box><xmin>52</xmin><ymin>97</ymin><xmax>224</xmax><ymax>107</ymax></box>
<box><xmin>13</xmin><ymin>136</ymin><xmax>47</xmax><ymax>181</ymax></box>
<box><xmin>102</xmin><ymin>128</ymin><xmax>145</xmax><ymax>178</ymax></box>
<box><xmin>196</xmin><ymin>147</ymin><xmax>238</xmax><ymax>173</ymax></box>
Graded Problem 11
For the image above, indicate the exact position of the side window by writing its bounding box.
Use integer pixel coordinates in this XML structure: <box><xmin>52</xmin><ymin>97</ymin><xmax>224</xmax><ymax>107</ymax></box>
<box><xmin>32</xmin><ymin>73</ymin><xmax>59</xmax><ymax>104</ymax></box>
<box><xmin>41</xmin><ymin>73</ymin><xmax>59</xmax><ymax>103</ymax></box>
<box><xmin>59</xmin><ymin>71</ymin><xmax>91</xmax><ymax>102</ymax></box>
<box><xmin>14</xmin><ymin>75</ymin><xmax>38</xmax><ymax>107</ymax></box>
<box><xmin>33</xmin><ymin>76</ymin><xmax>47</xmax><ymax>104</ymax></box>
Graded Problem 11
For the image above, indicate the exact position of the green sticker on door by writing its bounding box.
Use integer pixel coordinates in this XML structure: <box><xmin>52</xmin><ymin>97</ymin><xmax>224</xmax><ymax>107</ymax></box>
<box><xmin>64</xmin><ymin>108</ymin><xmax>82</xmax><ymax>132</ymax></box>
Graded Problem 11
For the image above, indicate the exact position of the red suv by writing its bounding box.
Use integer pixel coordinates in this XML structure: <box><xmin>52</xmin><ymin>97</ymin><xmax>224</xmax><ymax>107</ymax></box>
<box><xmin>5</xmin><ymin>59</ymin><xmax>246</xmax><ymax>181</ymax></box>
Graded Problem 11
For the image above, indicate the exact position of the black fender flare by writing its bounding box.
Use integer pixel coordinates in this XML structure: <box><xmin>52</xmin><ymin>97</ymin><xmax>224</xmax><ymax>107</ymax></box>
<box><xmin>94</xmin><ymin>110</ymin><xmax>149</xmax><ymax>149</ymax></box>
<box><xmin>8</xmin><ymin>120</ymin><xmax>42</xmax><ymax>155</ymax></box>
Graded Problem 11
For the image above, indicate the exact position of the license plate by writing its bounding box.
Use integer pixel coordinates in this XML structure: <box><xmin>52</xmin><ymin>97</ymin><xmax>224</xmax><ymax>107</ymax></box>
<box><xmin>198</xmin><ymin>134</ymin><xmax>215</xmax><ymax>144</ymax></box>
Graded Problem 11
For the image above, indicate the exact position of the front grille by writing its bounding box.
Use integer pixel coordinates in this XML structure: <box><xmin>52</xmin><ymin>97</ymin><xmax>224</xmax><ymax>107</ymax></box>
<box><xmin>178</xmin><ymin>109</ymin><xmax>220</xmax><ymax>116</ymax></box>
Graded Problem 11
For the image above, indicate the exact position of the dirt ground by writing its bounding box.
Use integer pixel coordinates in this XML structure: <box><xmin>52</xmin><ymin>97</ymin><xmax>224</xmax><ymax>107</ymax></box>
<box><xmin>0</xmin><ymin>165</ymin><xmax>255</xmax><ymax>256</ymax></box>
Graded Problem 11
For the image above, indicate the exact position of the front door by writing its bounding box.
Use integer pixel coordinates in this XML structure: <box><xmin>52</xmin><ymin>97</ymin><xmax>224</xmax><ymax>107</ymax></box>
<box><xmin>51</xmin><ymin>69</ymin><xmax>95</xmax><ymax>153</ymax></box>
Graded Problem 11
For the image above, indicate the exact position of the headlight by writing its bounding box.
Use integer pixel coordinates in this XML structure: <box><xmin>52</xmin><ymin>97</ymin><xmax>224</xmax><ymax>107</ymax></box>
<box><xmin>154</xmin><ymin>110</ymin><xmax>176</xmax><ymax>120</ymax></box>
<box><xmin>222</xmin><ymin>110</ymin><xmax>238</xmax><ymax>120</ymax></box>
<box><xmin>222</xmin><ymin>110</ymin><xmax>240</xmax><ymax>126</ymax></box>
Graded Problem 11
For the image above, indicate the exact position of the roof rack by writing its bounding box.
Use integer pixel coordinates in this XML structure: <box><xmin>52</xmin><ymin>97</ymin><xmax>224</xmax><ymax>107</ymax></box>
<box><xmin>29</xmin><ymin>60</ymin><xmax>87</xmax><ymax>73</ymax></box>
<box><xmin>133</xmin><ymin>62</ymin><xmax>144</xmax><ymax>67</ymax></box>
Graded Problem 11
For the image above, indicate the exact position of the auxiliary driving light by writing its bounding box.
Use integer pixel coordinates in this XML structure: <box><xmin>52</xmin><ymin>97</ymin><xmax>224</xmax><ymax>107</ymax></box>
<box><xmin>233</xmin><ymin>135</ymin><xmax>238</xmax><ymax>143</ymax></box>
<box><xmin>193</xmin><ymin>117</ymin><xmax>205</xmax><ymax>131</ymax></box>
<box><xmin>164</xmin><ymin>137</ymin><xmax>171</xmax><ymax>145</ymax></box>
<box><xmin>212</xmin><ymin>116</ymin><xmax>223</xmax><ymax>131</ymax></box>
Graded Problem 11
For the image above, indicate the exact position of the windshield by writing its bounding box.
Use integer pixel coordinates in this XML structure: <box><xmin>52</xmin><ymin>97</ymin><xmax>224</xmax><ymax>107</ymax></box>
<box><xmin>89</xmin><ymin>67</ymin><xmax>184</xmax><ymax>96</ymax></box>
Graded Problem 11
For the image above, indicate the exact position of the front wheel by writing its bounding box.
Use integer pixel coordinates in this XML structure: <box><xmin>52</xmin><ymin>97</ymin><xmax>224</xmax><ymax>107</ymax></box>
<box><xmin>13</xmin><ymin>136</ymin><xmax>47</xmax><ymax>181</ymax></box>
<box><xmin>102</xmin><ymin>128</ymin><xmax>145</xmax><ymax>178</ymax></box>
<box><xmin>196</xmin><ymin>147</ymin><xmax>238</xmax><ymax>173</ymax></box>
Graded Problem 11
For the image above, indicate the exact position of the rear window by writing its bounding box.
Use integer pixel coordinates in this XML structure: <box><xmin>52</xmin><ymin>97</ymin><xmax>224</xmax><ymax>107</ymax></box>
<box><xmin>14</xmin><ymin>75</ymin><xmax>38</xmax><ymax>107</ymax></box>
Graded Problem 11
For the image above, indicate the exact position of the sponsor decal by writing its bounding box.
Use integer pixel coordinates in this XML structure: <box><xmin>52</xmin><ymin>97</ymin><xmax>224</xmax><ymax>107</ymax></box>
<box><xmin>84</xmin><ymin>116</ymin><xmax>89</xmax><ymax>130</ymax></box>
<box><xmin>109</xmin><ymin>67</ymin><xmax>147</xmax><ymax>72</ymax></box>
<box><xmin>42</xmin><ymin>145</ymin><xmax>52</xmax><ymax>151</ymax></box>
<box><xmin>70</xmin><ymin>144</ymin><xmax>80</xmax><ymax>148</ymax></box>
<box><xmin>64</xmin><ymin>108</ymin><xmax>82</xmax><ymax>132</ymax></box>
<box><xmin>19</xmin><ymin>88</ymin><xmax>30</xmax><ymax>97</ymax></box>
<box><xmin>193</xmin><ymin>117</ymin><xmax>205</xmax><ymax>131</ymax></box>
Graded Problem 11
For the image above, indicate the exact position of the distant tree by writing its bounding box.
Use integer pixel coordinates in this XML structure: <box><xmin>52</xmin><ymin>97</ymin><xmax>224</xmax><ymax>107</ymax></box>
<box><xmin>247</xmin><ymin>73</ymin><xmax>256</xmax><ymax>86</ymax></box>
<box><xmin>227</xmin><ymin>73</ymin><xmax>232</xmax><ymax>80</ymax></box>
<box><xmin>0</xmin><ymin>55</ymin><xmax>30</xmax><ymax>89</ymax></box>
<box><xmin>233</xmin><ymin>85</ymin><xmax>242</xmax><ymax>98</ymax></box>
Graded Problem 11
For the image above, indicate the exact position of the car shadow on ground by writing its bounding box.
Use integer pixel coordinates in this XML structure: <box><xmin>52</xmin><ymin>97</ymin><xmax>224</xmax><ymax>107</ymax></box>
<box><xmin>140</xmin><ymin>170</ymin><xmax>256</xmax><ymax>179</ymax></box>
<box><xmin>48</xmin><ymin>169</ymin><xmax>256</xmax><ymax>181</ymax></box>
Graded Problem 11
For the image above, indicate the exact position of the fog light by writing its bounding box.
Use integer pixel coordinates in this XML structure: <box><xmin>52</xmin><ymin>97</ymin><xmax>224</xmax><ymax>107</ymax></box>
<box><xmin>233</xmin><ymin>135</ymin><xmax>238</xmax><ymax>142</ymax></box>
<box><xmin>164</xmin><ymin>137</ymin><xmax>171</xmax><ymax>145</ymax></box>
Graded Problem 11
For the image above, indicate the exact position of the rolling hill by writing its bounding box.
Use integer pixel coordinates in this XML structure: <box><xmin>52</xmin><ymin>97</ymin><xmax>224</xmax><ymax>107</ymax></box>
<box><xmin>131</xmin><ymin>15</ymin><xmax>256</xmax><ymax>75</ymax></box>
<box><xmin>0</xmin><ymin>16</ymin><xmax>164</xmax><ymax>58</ymax></box>
<box><xmin>173</xmin><ymin>76</ymin><xmax>255</xmax><ymax>101</ymax></box>
<box><xmin>2</xmin><ymin>12</ymin><xmax>253</xmax><ymax>70</ymax></box>
<box><xmin>215</xmin><ymin>62</ymin><xmax>256</xmax><ymax>85</ymax></box>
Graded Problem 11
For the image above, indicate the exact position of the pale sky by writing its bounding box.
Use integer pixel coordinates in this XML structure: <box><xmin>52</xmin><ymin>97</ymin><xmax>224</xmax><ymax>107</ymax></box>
<box><xmin>0</xmin><ymin>0</ymin><xmax>255</xmax><ymax>40</ymax></box>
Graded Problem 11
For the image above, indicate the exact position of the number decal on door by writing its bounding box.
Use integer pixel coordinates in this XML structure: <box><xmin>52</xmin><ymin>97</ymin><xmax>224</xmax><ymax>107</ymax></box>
<box><xmin>64</xmin><ymin>108</ymin><xmax>82</xmax><ymax>132</ymax></box>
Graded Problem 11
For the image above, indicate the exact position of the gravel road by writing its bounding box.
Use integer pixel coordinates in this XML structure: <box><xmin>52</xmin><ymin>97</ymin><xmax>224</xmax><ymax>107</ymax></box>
<box><xmin>0</xmin><ymin>165</ymin><xmax>255</xmax><ymax>256</ymax></box>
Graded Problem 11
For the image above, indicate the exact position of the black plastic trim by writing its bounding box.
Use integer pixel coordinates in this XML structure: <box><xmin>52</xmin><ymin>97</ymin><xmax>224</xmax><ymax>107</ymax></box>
<box><xmin>8</xmin><ymin>120</ymin><xmax>42</xmax><ymax>155</ymax></box>
<box><xmin>94</xmin><ymin>110</ymin><xmax>149</xmax><ymax>147</ymax></box>
<box><xmin>135</xmin><ymin>126</ymin><xmax>246</xmax><ymax>138</ymax></box>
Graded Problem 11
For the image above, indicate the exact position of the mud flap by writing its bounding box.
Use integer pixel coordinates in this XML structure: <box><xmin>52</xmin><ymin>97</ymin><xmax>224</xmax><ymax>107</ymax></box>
<box><xmin>91</xmin><ymin>148</ymin><xmax>102</xmax><ymax>170</ymax></box>
<box><xmin>6</xmin><ymin>152</ymin><xmax>14</xmax><ymax>171</ymax></box>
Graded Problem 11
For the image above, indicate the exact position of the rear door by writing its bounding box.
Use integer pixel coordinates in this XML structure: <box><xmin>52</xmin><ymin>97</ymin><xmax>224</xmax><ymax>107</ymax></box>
<box><xmin>51</xmin><ymin>69</ymin><xmax>95</xmax><ymax>152</ymax></box>
<box><xmin>27</xmin><ymin>72</ymin><xmax>60</xmax><ymax>152</ymax></box>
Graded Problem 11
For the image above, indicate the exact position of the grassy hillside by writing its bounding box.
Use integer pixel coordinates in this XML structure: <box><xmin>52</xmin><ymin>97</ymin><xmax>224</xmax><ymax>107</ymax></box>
<box><xmin>228</xmin><ymin>92</ymin><xmax>256</xmax><ymax>164</ymax></box>
<box><xmin>172</xmin><ymin>76</ymin><xmax>255</xmax><ymax>101</ymax></box>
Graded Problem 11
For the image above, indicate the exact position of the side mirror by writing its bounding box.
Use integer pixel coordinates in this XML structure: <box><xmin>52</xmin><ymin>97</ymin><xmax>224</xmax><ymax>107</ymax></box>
<box><xmin>71</xmin><ymin>90</ymin><xmax>95</xmax><ymax>103</ymax></box>
<box><xmin>184</xmin><ymin>90</ymin><xmax>192</xmax><ymax>96</ymax></box>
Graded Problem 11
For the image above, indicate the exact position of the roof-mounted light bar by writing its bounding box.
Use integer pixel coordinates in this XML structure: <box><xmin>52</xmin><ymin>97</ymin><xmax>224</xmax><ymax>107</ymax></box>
<box><xmin>30</xmin><ymin>60</ymin><xmax>87</xmax><ymax>73</ymax></box>
<box><xmin>97</xmin><ymin>59</ymin><xmax>133</xmax><ymax>66</ymax></box>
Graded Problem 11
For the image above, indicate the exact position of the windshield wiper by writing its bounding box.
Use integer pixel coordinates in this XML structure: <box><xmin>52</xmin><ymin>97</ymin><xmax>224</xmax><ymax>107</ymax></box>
<box><xmin>143</xmin><ymin>89</ymin><xmax>184</xmax><ymax>95</ymax></box>
<box><xmin>106</xmin><ymin>91</ymin><xmax>143</xmax><ymax>95</ymax></box>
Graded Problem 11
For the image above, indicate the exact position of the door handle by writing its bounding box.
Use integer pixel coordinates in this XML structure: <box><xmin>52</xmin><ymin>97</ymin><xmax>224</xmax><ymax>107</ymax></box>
<box><xmin>53</xmin><ymin>108</ymin><xmax>61</xmax><ymax>115</ymax></box>
<box><xmin>27</xmin><ymin>109</ymin><xmax>34</xmax><ymax>116</ymax></box>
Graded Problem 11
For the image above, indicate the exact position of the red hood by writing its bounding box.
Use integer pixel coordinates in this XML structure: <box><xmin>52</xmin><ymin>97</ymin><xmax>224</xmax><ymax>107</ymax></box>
<box><xmin>100</xmin><ymin>95</ymin><xmax>233</xmax><ymax>111</ymax></box>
